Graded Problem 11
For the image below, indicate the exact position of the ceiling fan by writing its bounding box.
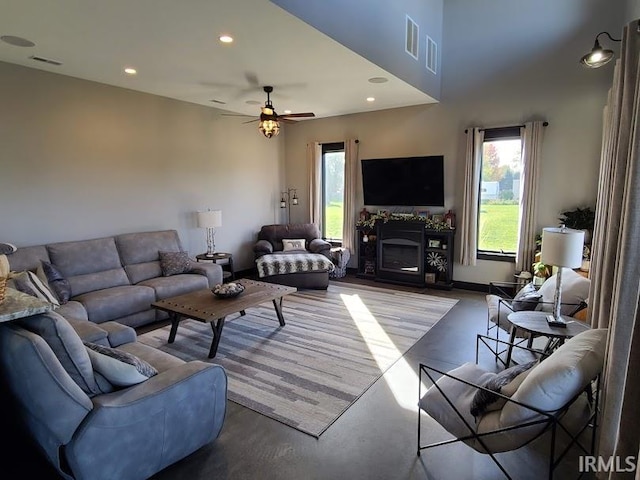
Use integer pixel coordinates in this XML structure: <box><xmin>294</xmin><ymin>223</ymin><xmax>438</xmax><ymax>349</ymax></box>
<box><xmin>223</xmin><ymin>86</ymin><xmax>315</xmax><ymax>138</ymax></box>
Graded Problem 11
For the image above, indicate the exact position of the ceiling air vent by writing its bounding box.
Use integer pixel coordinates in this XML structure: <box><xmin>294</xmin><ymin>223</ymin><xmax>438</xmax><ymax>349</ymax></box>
<box><xmin>405</xmin><ymin>15</ymin><xmax>418</xmax><ymax>60</ymax></box>
<box><xmin>29</xmin><ymin>55</ymin><xmax>62</xmax><ymax>66</ymax></box>
<box><xmin>426</xmin><ymin>35</ymin><xmax>437</xmax><ymax>74</ymax></box>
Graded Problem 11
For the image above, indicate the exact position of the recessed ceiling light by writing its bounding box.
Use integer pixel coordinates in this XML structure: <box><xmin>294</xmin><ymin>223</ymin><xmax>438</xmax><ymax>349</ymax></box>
<box><xmin>124</xmin><ymin>67</ymin><xmax>137</xmax><ymax>75</ymax></box>
<box><xmin>0</xmin><ymin>35</ymin><xmax>35</xmax><ymax>47</ymax></box>
<box><xmin>246</xmin><ymin>100</ymin><xmax>261</xmax><ymax>105</ymax></box>
<box><xmin>283</xmin><ymin>110</ymin><xmax>292</xmax><ymax>114</ymax></box>
<box><xmin>219</xmin><ymin>35</ymin><xmax>233</xmax><ymax>44</ymax></box>
<box><xmin>368</xmin><ymin>77</ymin><xmax>388</xmax><ymax>83</ymax></box>
<box><xmin>366</xmin><ymin>97</ymin><xmax>375</xmax><ymax>102</ymax></box>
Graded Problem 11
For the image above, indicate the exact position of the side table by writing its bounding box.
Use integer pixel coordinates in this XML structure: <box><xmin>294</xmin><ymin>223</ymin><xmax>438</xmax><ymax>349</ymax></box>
<box><xmin>195</xmin><ymin>253</ymin><xmax>235</xmax><ymax>282</ymax></box>
<box><xmin>505</xmin><ymin>310</ymin><xmax>590</xmax><ymax>366</ymax></box>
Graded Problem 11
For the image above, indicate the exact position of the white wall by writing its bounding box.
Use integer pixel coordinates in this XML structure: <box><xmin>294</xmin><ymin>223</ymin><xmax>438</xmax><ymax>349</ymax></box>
<box><xmin>0</xmin><ymin>61</ymin><xmax>285</xmax><ymax>271</ymax></box>
<box><xmin>283</xmin><ymin>0</ymin><xmax>624</xmax><ymax>284</ymax></box>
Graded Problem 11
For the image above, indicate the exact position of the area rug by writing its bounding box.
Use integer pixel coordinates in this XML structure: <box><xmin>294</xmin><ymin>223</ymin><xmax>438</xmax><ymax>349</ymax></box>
<box><xmin>138</xmin><ymin>282</ymin><xmax>458</xmax><ymax>437</ymax></box>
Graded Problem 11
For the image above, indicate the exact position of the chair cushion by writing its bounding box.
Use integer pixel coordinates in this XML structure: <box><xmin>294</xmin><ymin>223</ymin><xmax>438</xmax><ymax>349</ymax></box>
<box><xmin>17</xmin><ymin>312</ymin><xmax>100</xmax><ymax>396</ymax></box>
<box><xmin>537</xmin><ymin>268</ymin><xmax>590</xmax><ymax>316</ymax></box>
<box><xmin>486</xmin><ymin>294</ymin><xmax>514</xmax><ymax>332</ymax></box>
<box><xmin>420</xmin><ymin>362</ymin><xmax>496</xmax><ymax>440</ymax></box>
<box><xmin>502</xmin><ymin>328</ymin><xmax>607</xmax><ymax>426</ymax></box>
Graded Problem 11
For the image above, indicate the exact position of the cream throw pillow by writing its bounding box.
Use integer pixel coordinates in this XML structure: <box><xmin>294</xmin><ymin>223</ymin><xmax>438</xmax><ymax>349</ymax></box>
<box><xmin>282</xmin><ymin>239</ymin><xmax>306</xmax><ymax>251</ymax></box>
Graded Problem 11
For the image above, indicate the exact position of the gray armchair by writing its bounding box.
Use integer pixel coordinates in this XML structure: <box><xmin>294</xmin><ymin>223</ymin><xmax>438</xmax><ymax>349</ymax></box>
<box><xmin>0</xmin><ymin>311</ymin><xmax>227</xmax><ymax>480</ymax></box>
<box><xmin>253</xmin><ymin>223</ymin><xmax>333</xmax><ymax>289</ymax></box>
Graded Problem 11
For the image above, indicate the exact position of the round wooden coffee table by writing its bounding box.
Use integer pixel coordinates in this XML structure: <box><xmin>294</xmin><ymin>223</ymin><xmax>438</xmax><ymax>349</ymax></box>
<box><xmin>505</xmin><ymin>310</ymin><xmax>590</xmax><ymax>365</ymax></box>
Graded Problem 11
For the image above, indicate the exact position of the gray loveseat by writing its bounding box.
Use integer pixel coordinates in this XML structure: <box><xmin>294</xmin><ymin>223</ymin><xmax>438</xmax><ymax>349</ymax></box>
<box><xmin>8</xmin><ymin>230</ymin><xmax>223</xmax><ymax>328</ymax></box>
<box><xmin>0</xmin><ymin>309</ymin><xmax>227</xmax><ymax>480</ymax></box>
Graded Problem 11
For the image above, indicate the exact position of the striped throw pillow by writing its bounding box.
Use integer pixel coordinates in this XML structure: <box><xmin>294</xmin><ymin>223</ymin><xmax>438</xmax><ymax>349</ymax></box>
<box><xmin>10</xmin><ymin>270</ymin><xmax>60</xmax><ymax>306</ymax></box>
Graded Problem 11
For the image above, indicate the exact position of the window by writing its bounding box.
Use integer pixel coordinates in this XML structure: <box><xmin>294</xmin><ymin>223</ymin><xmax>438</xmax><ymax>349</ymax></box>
<box><xmin>322</xmin><ymin>142</ymin><xmax>345</xmax><ymax>244</ymax></box>
<box><xmin>477</xmin><ymin>127</ymin><xmax>523</xmax><ymax>259</ymax></box>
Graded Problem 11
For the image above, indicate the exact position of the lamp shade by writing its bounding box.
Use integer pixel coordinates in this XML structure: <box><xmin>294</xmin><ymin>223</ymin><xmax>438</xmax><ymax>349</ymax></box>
<box><xmin>540</xmin><ymin>227</ymin><xmax>584</xmax><ymax>268</ymax></box>
<box><xmin>197</xmin><ymin>210</ymin><xmax>222</xmax><ymax>228</ymax></box>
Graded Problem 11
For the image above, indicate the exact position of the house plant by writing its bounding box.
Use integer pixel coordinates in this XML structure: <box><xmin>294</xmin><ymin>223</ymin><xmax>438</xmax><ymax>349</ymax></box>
<box><xmin>558</xmin><ymin>206</ymin><xmax>595</xmax><ymax>243</ymax></box>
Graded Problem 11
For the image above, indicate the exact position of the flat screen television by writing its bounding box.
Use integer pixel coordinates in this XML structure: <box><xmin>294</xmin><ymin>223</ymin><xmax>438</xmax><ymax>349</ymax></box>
<box><xmin>361</xmin><ymin>155</ymin><xmax>444</xmax><ymax>207</ymax></box>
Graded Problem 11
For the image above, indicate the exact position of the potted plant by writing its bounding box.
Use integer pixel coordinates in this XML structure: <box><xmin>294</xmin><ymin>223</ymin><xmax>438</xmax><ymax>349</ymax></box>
<box><xmin>558</xmin><ymin>206</ymin><xmax>595</xmax><ymax>243</ymax></box>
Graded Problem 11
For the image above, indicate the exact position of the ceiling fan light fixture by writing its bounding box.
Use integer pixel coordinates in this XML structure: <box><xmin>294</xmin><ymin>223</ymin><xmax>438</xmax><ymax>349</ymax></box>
<box><xmin>259</xmin><ymin>117</ymin><xmax>280</xmax><ymax>138</ymax></box>
<box><xmin>580</xmin><ymin>32</ymin><xmax>620</xmax><ymax>68</ymax></box>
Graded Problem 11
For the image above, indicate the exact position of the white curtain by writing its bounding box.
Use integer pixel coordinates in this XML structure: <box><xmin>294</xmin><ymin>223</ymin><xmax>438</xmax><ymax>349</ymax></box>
<box><xmin>587</xmin><ymin>21</ymin><xmax>640</xmax><ymax>479</ymax></box>
<box><xmin>342</xmin><ymin>139</ymin><xmax>359</xmax><ymax>253</ymax></box>
<box><xmin>459</xmin><ymin>127</ymin><xmax>483</xmax><ymax>266</ymax></box>
<box><xmin>307</xmin><ymin>142</ymin><xmax>322</xmax><ymax>228</ymax></box>
<box><xmin>515</xmin><ymin>121</ymin><xmax>545</xmax><ymax>273</ymax></box>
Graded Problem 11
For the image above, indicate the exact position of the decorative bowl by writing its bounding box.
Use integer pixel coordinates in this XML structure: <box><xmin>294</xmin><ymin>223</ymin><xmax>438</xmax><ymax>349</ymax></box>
<box><xmin>212</xmin><ymin>282</ymin><xmax>245</xmax><ymax>299</ymax></box>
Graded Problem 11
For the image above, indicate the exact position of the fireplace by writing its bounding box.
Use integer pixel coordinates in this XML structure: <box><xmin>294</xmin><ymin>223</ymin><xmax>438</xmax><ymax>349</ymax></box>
<box><xmin>376</xmin><ymin>221</ymin><xmax>425</xmax><ymax>286</ymax></box>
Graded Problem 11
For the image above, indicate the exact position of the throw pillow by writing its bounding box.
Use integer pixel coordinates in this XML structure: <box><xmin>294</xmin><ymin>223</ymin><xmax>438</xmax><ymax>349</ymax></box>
<box><xmin>511</xmin><ymin>282</ymin><xmax>542</xmax><ymax>312</ymax></box>
<box><xmin>469</xmin><ymin>360</ymin><xmax>538</xmax><ymax>419</ymax></box>
<box><xmin>84</xmin><ymin>341</ymin><xmax>158</xmax><ymax>387</ymax></box>
<box><xmin>282</xmin><ymin>239</ymin><xmax>306</xmax><ymax>252</ymax></box>
<box><xmin>159</xmin><ymin>251</ymin><xmax>192</xmax><ymax>276</ymax></box>
<box><xmin>9</xmin><ymin>270</ymin><xmax>60</xmax><ymax>306</ymax></box>
<box><xmin>39</xmin><ymin>261</ymin><xmax>72</xmax><ymax>304</ymax></box>
<box><xmin>0</xmin><ymin>242</ymin><xmax>17</xmax><ymax>255</ymax></box>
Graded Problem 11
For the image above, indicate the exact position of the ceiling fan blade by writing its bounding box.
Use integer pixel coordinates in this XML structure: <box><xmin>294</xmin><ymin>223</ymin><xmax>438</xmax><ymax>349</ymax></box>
<box><xmin>279</xmin><ymin>118</ymin><xmax>298</xmax><ymax>124</ymax></box>
<box><xmin>243</xmin><ymin>119</ymin><xmax>260</xmax><ymax>124</ymax></box>
<box><xmin>221</xmin><ymin>113</ymin><xmax>256</xmax><ymax>117</ymax></box>
<box><xmin>279</xmin><ymin>112</ymin><xmax>315</xmax><ymax>119</ymax></box>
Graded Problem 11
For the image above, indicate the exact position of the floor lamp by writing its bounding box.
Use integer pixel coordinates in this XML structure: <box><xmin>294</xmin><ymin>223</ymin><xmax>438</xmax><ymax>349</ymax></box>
<box><xmin>280</xmin><ymin>188</ymin><xmax>298</xmax><ymax>224</ymax></box>
<box><xmin>540</xmin><ymin>226</ymin><xmax>585</xmax><ymax>327</ymax></box>
<box><xmin>197</xmin><ymin>209</ymin><xmax>222</xmax><ymax>257</ymax></box>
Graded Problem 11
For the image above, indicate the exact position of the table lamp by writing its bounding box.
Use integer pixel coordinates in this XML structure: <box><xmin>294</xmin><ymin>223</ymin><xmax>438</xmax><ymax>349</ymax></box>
<box><xmin>540</xmin><ymin>225</ymin><xmax>585</xmax><ymax>327</ymax></box>
<box><xmin>197</xmin><ymin>209</ymin><xmax>222</xmax><ymax>257</ymax></box>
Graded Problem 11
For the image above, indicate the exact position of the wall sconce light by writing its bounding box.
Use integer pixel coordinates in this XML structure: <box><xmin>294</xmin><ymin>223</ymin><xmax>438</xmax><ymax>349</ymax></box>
<box><xmin>196</xmin><ymin>209</ymin><xmax>222</xmax><ymax>257</ymax></box>
<box><xmin>580</xmin><ymin>31</ymin><xmax>621</xmax><ymax>68</ymax></box>
<box><xmin>280</xmin><ymin>188</ymin><xmax>298</xmax><ymax>223</ymax></box>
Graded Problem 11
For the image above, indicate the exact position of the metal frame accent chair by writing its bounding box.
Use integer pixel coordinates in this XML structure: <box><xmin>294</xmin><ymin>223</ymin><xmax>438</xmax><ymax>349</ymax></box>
<box><xmin>418</xmin><ymin>328</ymin><xmax>607</xmax><ymax>480</ymax></box>
<box><xmin>486</xmin><ymin>269</ymin><xmax>589</xmax><ymax>367</ymax></box>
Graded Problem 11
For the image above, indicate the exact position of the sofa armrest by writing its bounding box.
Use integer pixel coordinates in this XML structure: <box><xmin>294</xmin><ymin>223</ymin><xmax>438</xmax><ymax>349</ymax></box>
<box><xmin>189</xmin><ymin>262</ymin><xmax>223</xmax><ymax>288</ymax></box>
<box><xmin>309</xmin><ymin>238</ymin><xmax>331</xmax><ymax>257</ymax></box>
<box><xmin>70</xmin><ymin>363</ymin><xmax>227</xmax><ymax>476</ymax></box>
<box><xmin>67</xmin><ymin>317</ymin><xmax>109</xmax><ymax>344</ymax></box>
<box><xmin>254</xmin><ymin>240</ymin><xmax>273</xmax><ymax>258</ymax></box>
<box><xmin>99</xmin><ymin>321</ymin><xmax>137</xmax><ymax>347</ymax></box>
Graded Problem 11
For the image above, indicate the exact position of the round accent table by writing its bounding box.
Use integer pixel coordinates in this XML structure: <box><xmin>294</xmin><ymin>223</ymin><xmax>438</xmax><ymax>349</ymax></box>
<box><xmin>195</xmin><ymin>252</ymin><xmax>235</xmax><ymax>282</ymax></box>
<box><xmin>505</xmin><ymin>310</ymin><xmax>590</xmax><ymax>366</ymax></box>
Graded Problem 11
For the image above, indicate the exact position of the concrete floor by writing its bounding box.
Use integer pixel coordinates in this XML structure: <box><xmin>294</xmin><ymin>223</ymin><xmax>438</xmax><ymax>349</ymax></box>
<box><xmin>3</xmin><ymin>275</ymin><xmax>596</xmax><ymax>480</ymax></box>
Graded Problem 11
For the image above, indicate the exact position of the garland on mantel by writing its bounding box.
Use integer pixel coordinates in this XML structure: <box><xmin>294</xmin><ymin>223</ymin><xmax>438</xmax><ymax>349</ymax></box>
<box><xmin>355</xmin><ymin>213</ymin><xmax>455</xmax><ymax>231</ymax></box>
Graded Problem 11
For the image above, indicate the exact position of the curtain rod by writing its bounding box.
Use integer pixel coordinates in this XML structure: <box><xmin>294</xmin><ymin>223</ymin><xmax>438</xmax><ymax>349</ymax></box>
<box><xmin>464</xmin><ymin>122</ymin><xmax>548</xmax><ymax>133</ymax></box>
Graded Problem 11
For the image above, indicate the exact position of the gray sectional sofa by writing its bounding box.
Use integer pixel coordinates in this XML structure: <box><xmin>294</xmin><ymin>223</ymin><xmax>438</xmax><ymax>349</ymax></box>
<box><xmin>8</xmin><ymin>229</ymin><xmax>223</xmax><ymax>328</ymax></box>
<box><xmin>0</xmin><ymin>308</ymin><xmax>227</xmax><ymax>480</ymax></box>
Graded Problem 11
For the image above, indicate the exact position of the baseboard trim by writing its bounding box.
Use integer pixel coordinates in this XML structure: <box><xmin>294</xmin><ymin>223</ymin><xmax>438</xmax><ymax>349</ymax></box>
<box><xmin>453</xmin><ymin>281</ymin><xmax>489</xmax><ymax>292</ymax></box>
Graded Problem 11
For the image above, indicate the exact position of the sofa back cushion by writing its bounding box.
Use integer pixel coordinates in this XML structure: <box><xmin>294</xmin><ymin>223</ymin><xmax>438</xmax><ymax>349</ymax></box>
<box><xmin>7</xmin><ymin>245</ymin><xmax>51</xmax><ymax>273</ymax></box>
<box><xmin>17</xmin><ymin>312</ymin><xmax>101</xmax><ymax>396</ymax></box>
<box><xmin>116</xmin><ymin>230</ymin><xmax>184</xmax><ymax>284</ymax></box>
<box><xmin>47</xmin><ymin>237</ymin><xmax>130</xmax><ymax>297</ymax></box>
<box><xmin>258</xmin><ymin>223</ymin><xmax>321</xmax><ymax>252</ymax></box>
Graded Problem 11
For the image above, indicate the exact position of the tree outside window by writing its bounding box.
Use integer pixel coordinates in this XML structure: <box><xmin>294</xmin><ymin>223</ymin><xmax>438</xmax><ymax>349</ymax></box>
<box><xmin>322</xmin><ymin>143</ymin><xmax>345</xmax><ymax>243</ymax></box>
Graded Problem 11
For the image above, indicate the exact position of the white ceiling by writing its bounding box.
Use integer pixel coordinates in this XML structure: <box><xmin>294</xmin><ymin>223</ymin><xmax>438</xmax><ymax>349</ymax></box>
<box><xmin>0</xmin><ymin>0</ymin><xmax>437</xmax><ymax>120</ymax></box>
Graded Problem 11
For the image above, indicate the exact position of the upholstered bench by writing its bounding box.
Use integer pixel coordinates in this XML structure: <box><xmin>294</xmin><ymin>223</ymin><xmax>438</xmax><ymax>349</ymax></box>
<box><xmin>255</xmin><ymin>252</ymin><xmax>335</xmax><ymax>289</ymax></box>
